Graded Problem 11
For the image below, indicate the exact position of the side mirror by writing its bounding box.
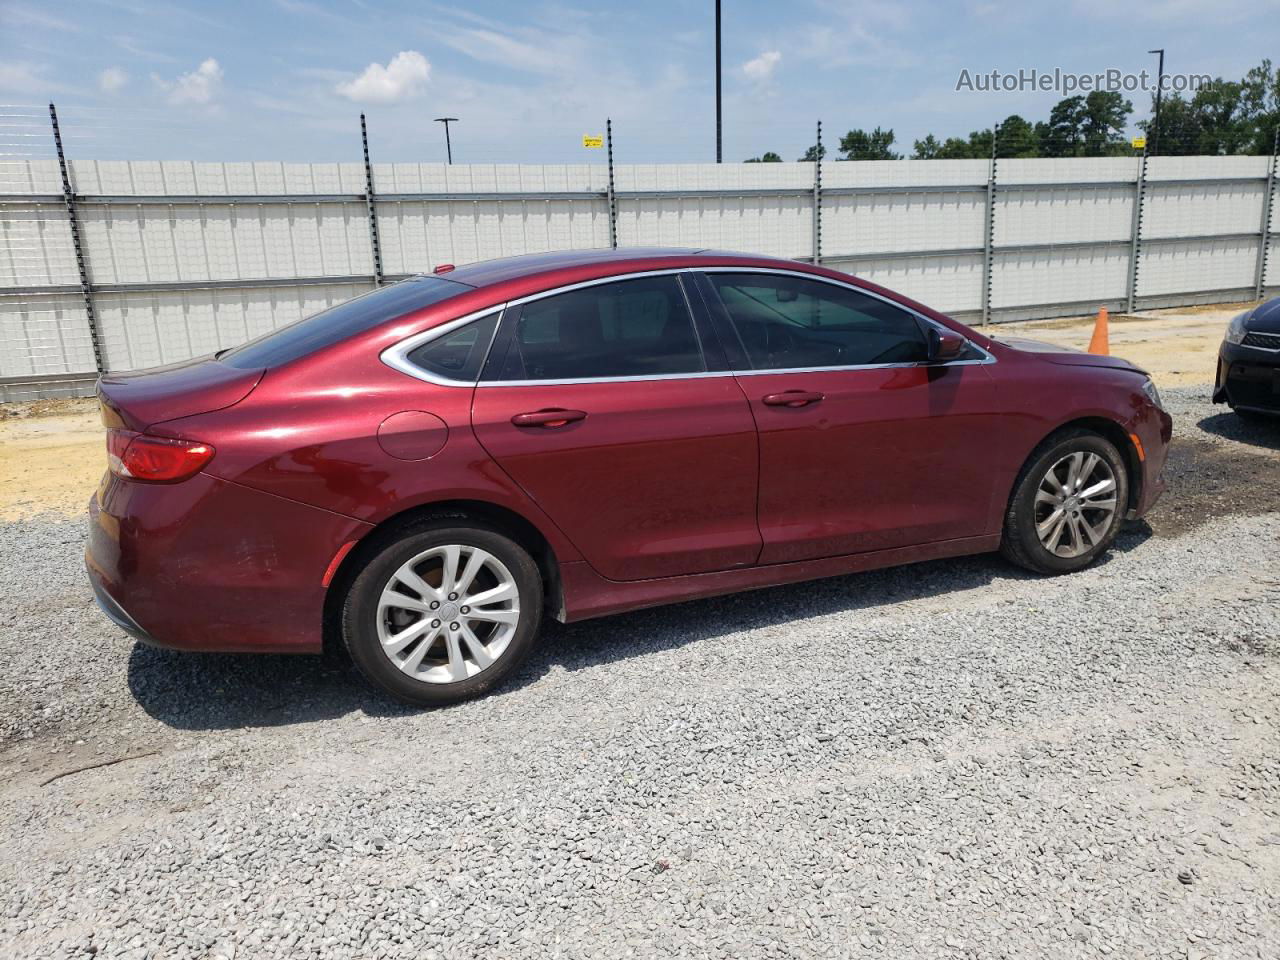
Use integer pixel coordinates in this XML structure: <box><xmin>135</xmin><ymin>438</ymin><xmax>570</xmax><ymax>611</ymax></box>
<box><xmin>928</xmin><ymin>327</ymin><xmax>968</xmax><ymax>363</ymax></box>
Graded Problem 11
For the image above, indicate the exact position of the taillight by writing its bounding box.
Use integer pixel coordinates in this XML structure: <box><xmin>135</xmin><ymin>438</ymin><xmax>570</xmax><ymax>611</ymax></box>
<box><xmin>106</xmin><ymin>429</ymin><xmax>215</xmax><ymax>483</ymax></box>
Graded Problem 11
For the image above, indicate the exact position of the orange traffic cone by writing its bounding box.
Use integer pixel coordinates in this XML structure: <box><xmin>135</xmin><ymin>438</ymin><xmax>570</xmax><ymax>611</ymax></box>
<box><xmin>1087</xmin><ymin>307</ymin><xmax>1110</xmax><ymax>356</ymax></box>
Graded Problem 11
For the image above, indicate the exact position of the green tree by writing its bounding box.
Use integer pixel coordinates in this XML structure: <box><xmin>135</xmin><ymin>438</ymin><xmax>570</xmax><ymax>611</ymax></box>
<box><xmin>912</xmin><ymin>134</ymin><xmax>942</xmax><ymax>159</ymax></box>
<box><xmin>913</xmin><ymin>132</ymin><xmax>991</xmax><ymax>159</ymax></box>
<box><xmin>798</xmin><ymin>143</ymin><xmax>826</xmax><ymax>162</ymax></box>
<box><xmin>1191</xmin><ymin>80</ymin><xmax>1250</xmax><ymax>154</ymax></box>
<box><xmin>837</xmin><ymin>126</ymin><xmax>900</xmax><ymax>160</ymax></box>
<box><xmin>1042</xmin><ymin>96</ymin><xmax>1086</xmax><ymax>156</ymax></box>
<box><xmin>1239</xmin><ymin>59</ymin><xmax>1280</xmax><ymax>153</ymax></box>
<box><xmin>1080</xmin><ymin>91</ymin><xmax>1133</xmax><ymax>156</ymax></box>
<box><xmin>966</xmin><ymin>127</ymin><xmax>995</xmax><ymax>158</ymax></box>
<box><xmin>936</xmin><ymin>136</ymin><xmax>980</xmax><ymax>159</ymax></box>
<box><xmin>1142</xmin><ymin>78</ymin><xmax>1259</xmax><ymax>155</ymax></box>
<box><xmin>1139</xmin><ymin>94</ymin><xmax>1202</xmax><ymax>155</ymax></box>
<box><xmin>995</xmin><ymin>115</ymin><xmax>1039</xmax><ymax>157</ymax></box>
<box><xmin>745</xmin><ymin>151</ymin><xmax>783</xmax><ymax>163</ymax></box>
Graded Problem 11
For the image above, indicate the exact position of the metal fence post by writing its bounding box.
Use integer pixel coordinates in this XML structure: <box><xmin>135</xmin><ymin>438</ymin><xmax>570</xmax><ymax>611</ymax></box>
<box><xmin>1254</xmin><ymin>128</ymin><xmax>1278</xmax><ymax>302</ymax></box>
<box><xmin>49</xmin><ymin>102</ymin><xmax>105</xmax><ymax>374</ymax></box>
<box><xmin>812</xmin><ymin>120</ymin><xmax>823</xmax><ymax>265</ymax></box>
<box><xmin>1126</xmin><ymin>149</ymin><xmax>1150</xmax><ymax>314</ymax></box>
<box><xmin>606</xmin><ymin>118</ymin><xmax>617</xmax><ymax>250</ymax></box>
<box><xmin>980</xmin><ymin>125</ymin><xmax>998</xmax><ymax>326</ymax></box>
<box><xmin>360</xmin><ymin>113</ymin><xmax>384</xmax><ymax>284</ymax></box>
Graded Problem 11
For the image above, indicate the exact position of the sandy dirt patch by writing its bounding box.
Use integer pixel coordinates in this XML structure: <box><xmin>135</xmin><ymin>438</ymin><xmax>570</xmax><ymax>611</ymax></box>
<box><xmin>0</xmin><ymin>400</ymin><xmax>102</xmax><ymax>521</ymax></box>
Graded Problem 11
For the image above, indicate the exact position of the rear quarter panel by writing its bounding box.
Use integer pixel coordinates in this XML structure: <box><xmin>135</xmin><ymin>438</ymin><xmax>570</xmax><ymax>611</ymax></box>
<box><xmin>149</xmin><ymin>346</ymin><xmax>584</xmax><ymax>564</ymax></box>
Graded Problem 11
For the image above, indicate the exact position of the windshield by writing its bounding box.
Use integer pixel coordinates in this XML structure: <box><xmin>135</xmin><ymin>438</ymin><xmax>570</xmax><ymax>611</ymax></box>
<box><xmin>221</xmin><ymin>276</ymin><xmax>470</xmax><ymax>369</ymax></box>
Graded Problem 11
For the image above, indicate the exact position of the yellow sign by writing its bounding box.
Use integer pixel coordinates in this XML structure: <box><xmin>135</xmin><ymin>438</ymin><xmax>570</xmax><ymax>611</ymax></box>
<box><xmin>1131</xmin><ymin>136</ymin><xmax>1147</xmax><ymax>150</ymax></box>
<box><xmin>582</xmin><ymin>135</ymin><xmax>604</xmax><ymax>149</ymax></box>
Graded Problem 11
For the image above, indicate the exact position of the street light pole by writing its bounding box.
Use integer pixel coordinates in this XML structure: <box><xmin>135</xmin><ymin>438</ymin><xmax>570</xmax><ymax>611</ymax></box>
<box><xmin>1148</xmin><ymin>49</ymin><xmax>1165</xmax><ymax>156</ymax></box>
<box><xmin>434</xmin><ymin>117</ymin><xmax>458</xmax><ymax>164</ymax></box>
<box><xmin>715</xmin><ymin>0</ymin><xmax>722</xmax><ymax>163</ymax></box>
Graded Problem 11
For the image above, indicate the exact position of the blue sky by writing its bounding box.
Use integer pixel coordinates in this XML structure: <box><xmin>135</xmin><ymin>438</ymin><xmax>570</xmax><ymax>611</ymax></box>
<box><xmin>1</xmin><ymin>0</ymin><xmax>1276</xmax><ymax>163</ymax></box>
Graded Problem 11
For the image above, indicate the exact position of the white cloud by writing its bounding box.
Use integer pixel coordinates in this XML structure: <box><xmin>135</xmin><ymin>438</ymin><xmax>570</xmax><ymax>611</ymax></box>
<box><xmin>154</xmin><ymin>58</ymin><xmax>223</xmax><ymax>104</ymax></box>
<box><xmin>99</xmin><ymin>67</ymin><xmax>127</xmax><ymax>94</ymax></box>
<box><xmin>3</xmin><ymin>5</ymin><xmax>77</xmax><ymax>32</ymax></box>
<box><xmin>432</xmin><ymin>14</ymin><xmax>597</xmax><ymax>78</ymax></box>
<box><xmin>335</xmin><ymin>51</ymin><xmax>430</xmax><ymax>103</ymax></box>
<box><xmin>0</xmin><ymin>62</ymin><xmax>46</xmax><ymax>93</ymax></box>
<box><xmin>742</xmin><ymin>50</ymin><xmax>781</xmax><ymax>83</ymax></box>
<box><xmin>0</xmin><ymin>61</ymin><xmax>78</xmax><ymax>96</ymax></box>
<box><xmin>441</xmin><ymin>28</ymin><xmax>555</xmax><ymax>74</ymax></box>
<box><xmin>113</xmin><ymin>34</ymin><xmax>179</xmax><ymax>63</ymax></box>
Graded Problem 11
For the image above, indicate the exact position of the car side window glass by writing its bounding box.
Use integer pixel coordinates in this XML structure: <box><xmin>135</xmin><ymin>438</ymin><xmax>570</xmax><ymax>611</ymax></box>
<box><xmin>495</xmin><ymin>275</ymin><xmax>706</xmax><ymax>381</ymax></box>
<box><xmin>405</xmin><ymin>312</ymin><xmax>499</xmax><ymax>382</ymax></box>
<box><xmin>707</xmin><ymin>273</ymin><xmax>929</xmax><ymax>370</ymax></box>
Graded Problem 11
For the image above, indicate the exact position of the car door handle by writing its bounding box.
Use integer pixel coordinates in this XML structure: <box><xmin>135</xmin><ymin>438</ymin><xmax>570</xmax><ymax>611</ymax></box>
<box><xmin>510</xmin><ymin>408</ymin><xmax>588</xmax><ymax>428</ymax></box>
<box><xmin>761</xmin><ymin>390</ymin><xmax>824</xmax><ymax>408</ymax></box>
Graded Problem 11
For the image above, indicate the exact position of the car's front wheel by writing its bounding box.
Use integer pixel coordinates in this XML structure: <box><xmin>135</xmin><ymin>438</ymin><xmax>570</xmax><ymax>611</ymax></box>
<box><xmin>1001</xmin><ymin>429</ymin><xmax>1130</xmax><ymax>575</ymax></box>
<box><xmin>342</xmin><ymin>521</ymin><xmax>543</xmax><ymax>707</ymax></box>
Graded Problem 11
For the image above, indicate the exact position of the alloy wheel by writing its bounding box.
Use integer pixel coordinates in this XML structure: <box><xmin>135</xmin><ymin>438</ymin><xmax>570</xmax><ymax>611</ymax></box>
<box><xmin>1033</xmin><ymin>451</ymin><xmax>1119</xmax><ymax>559</ymax></box>
<box><xmin>376</xmin><ymin>544</ymin><xmax>521</xmax><ymax>683</ymax></box>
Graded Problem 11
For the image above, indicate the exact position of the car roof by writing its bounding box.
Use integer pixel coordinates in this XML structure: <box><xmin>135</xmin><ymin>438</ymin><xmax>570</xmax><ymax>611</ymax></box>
<box><xmin>343</xmin><ymin>247</ymin><xmax>990</xmax><ymax>363</ymax></box>
<box><xmin>424</xmin><ymin>247</ymin><xmax>795</xmax><ymax>288</ymax></box>
<box><xmin>386</xmin><ymin>247</ymin><xmax>980</xmax><ymax>348</ymax></box>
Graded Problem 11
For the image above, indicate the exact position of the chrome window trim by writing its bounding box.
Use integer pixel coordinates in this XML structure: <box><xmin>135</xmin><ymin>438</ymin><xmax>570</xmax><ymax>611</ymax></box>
<box><xmin>379</xmin><ymin>264</ymin><xmax>994</xmax><ymax>388</ymax></box>
<box><xmin>477</xmin><ymin>369</ymin><xmax>740</xmax><ymax>387</ymax></box>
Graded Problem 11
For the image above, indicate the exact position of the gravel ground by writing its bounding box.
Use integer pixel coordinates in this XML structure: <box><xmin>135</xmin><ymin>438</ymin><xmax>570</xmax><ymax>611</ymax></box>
<box><xmin>1</xmin><ymin>387</ymin><xmax>1278</xmax><ymax>959</ymax></box>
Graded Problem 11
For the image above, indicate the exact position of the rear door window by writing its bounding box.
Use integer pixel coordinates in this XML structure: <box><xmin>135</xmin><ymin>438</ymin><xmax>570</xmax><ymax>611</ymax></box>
<box><xmin>488</xmin><ymin>275</ymin><xmax>706</xmax><ymax>381</ymax></box>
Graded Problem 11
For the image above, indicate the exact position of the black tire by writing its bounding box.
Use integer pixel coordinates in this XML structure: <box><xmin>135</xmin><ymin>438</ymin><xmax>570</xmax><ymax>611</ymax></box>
<box><xmin>342</xmin><ymin>521</ymin><xmax>543</xmax><ymax>707</ymax></box>
<box><xmin>1000</xmin><ymin>428</ymin><xmax>1130</xmax><ymax>575</ymax></box>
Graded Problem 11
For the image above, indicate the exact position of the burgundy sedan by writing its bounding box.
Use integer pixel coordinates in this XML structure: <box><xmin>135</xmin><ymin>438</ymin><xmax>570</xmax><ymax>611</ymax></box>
<box><xmin>87</xmin><ymin>249</ymin><xmax>1171</xmax><ymax>706</ymax></box>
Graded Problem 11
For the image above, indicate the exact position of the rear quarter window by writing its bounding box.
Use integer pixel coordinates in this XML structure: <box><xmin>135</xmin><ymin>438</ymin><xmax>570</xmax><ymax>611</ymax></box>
<box><xmin>221</xmin><ymin>277</ymin><xmax>469</xmax><ymax>369</ymax></box>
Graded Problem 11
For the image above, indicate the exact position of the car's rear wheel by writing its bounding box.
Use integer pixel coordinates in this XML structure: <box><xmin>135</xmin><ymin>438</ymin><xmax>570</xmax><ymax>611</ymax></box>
<box><xmin>342</xmin><ymin>522</ymin><xmax>543</xmax><ymax>707</ymax></box>
<box><xmin>1001</xmin><ymin>429</ymin><xmax>1129</xmax><ymax>575</ymax></box>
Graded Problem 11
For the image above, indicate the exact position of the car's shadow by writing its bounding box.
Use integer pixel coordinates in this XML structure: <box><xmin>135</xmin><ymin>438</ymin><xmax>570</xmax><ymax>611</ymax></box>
<box><xmin>1198</xmin><ymin>411</ymin><xmax>1280</xmax><ymax>451</ymax></box>
<box><xmin>127</xmin><ymin>524</ymin><xmax>1152</xmax><ymax>731</ymax></box>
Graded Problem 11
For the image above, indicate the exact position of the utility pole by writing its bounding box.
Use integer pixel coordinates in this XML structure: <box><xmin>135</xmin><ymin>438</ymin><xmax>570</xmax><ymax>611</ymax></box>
<box><xmin>715</xmin><ymin>0</ymin><xmax>722</xmax><ymax>163</ymax></box>
<box><xmin>434</xmin><ymin>117</ymin><xmax>458</xmax><ymax>164</ymax></box>
<box><xmin>1148</xmin><ymin>49</ymin><xmax>1165</xmax><ymax>156</ymax></box>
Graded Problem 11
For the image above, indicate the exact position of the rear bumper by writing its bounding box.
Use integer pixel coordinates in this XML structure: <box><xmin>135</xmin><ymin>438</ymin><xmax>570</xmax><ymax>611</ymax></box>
<box><xmin>87</xmin><ymin>564</ymin><xmax>156</xmax><ymax>644</ymax></box>
<box><xmin>1213</xmin><ymin>340</ymin><xmax>1280</xmax><ymax>413</ymax></box>
<box><xmin>86</xmin><ymin>472</ymin><xmax>372</xmax><ymax>653</ymax></box>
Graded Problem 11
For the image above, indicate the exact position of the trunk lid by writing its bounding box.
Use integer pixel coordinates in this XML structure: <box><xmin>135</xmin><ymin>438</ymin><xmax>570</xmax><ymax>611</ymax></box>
<box><xmin>97</xmin><ymin>355</ymin><xmax>265</xmax><ymax>431</ymax></box>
